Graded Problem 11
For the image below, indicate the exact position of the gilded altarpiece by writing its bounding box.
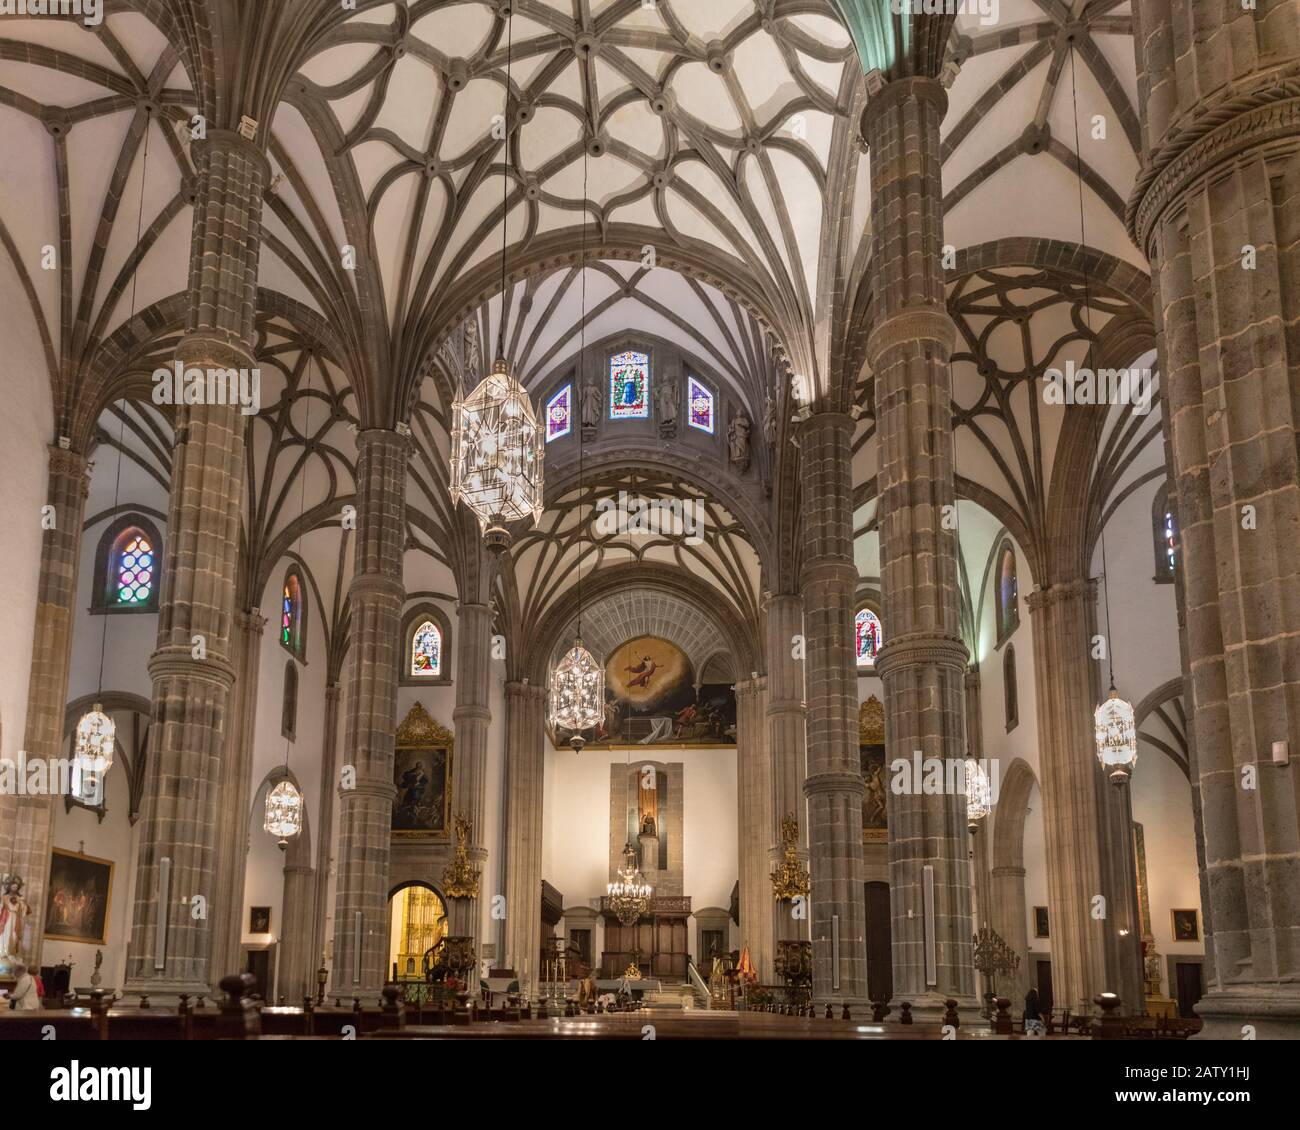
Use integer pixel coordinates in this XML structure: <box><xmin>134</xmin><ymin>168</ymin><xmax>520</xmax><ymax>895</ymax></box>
<box><xmin>392</xmin><ymin>702</ymin><xmax>454</xmax><ymax>839</ymax></box>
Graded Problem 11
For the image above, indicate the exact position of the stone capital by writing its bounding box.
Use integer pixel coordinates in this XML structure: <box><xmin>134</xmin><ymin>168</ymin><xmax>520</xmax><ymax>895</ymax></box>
<box><xmin>860</xmin><ymin>73</ymin><xmax>948</xmax><ymax>141</ymax></box>
<box><xmin>803</xmin><ymin>770</ymin><xmax>866</xmax><ymax>799</ymax></box>
<box><xmin>874</xmin><ymin>633</ymin><xmax>968</xmax><ymax>680</ymax></box>
<box><xmin>865</xmin><ymin>305</ymin><xmax>957</xmax><ymax>370</ymax></box>
<box><xmin>504</xmin><ymin>680</ymin><xmax>547</xmax><ymax>703</ymax></box>
<box><xmin>197</xmin><ymin>127</ymin><xmax>274</xmax><ymax>182</ymax></box>
<box><xmin>147</xmin><ymin>644</ymin><xmax>236</xmax><ymax>689</ymax></box>
<box><xmin>1128</xmin><ymin>74</ymin><xmax>1300</xmax><ymax>254</ymax></box>
<box><xmin>1025</xmin><ymin>578</ymin><xmax>1097</xmax><ymax>614</ymax></box>
<box><xmin>47</xmin><ymin>444</ymin><xmax>90</xmax><ymax>491</ymax></box>
<box><xmin>237</xmin><ymin>608</ymin><xmax>268</xmax><ymax>635</ymax></box>
<box><xmin>348</xmin><ymin>573</ymin><xmax>404</xmax><ymax>602</ymax></box>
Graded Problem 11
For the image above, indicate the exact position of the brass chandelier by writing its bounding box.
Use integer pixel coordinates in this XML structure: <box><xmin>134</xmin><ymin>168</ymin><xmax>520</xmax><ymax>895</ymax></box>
<box><xmin>607</xmin><ymin>841</ymin><xmax>651</xmax><ymax>926</ymax></box>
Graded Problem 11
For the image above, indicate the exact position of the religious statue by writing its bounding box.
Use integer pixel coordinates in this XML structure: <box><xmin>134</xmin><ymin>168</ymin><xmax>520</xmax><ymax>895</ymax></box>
<box><xmin>763</xmin><ymin>392</ymin><xmax>777</xmax><ymax>447</ymax></box>
<box><xmin>580</xmin><ymin>380</ymin><xmax>600</xmax><ymax>431</ymax></box>
<box><xmin>640</xmin><ymin>812</ymin><xmax>656</xmax><ymax>837</ymax></box>
<box><xmin>728</xmin><ymin>412</ymin><xmax>751</xmax><ymax>472</ymax></box>
<box><xmin>0</xmin><ymin>875</ymin><xmax>29</xmax><ymax>972</ymax></box>
<box><xmin>655</xmin><ymin>378</ymin><xmax>679</xmax><ymax>436</ymax></box>
<box><xmin>91</xmin><ymin>948</ymin><xmax>103</xmax><ymax>988</ymax></box>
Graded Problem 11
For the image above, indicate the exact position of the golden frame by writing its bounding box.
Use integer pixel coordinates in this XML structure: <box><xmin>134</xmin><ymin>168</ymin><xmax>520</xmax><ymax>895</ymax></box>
<box><xmin>1170</xmin><ymin>908</ymin><xmax>1199</xmax><ymax>943</ymax></box>
<box><xmin>44</xmin><ymin>847</ymin><xmax>114</xmax><ymax>945</ymax></box>
<box><xmin>393</xmin><ymin>702</ymin><xmax>454</xmax><ymax>840</ymax></box>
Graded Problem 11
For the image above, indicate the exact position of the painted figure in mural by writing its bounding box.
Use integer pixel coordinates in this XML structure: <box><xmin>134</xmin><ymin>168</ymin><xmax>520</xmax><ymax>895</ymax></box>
<box><xmin>863</xmin><ymin>764</ymin><xmax>887</xmax><ymax>828</ymax></box>
<box><xmin>624</xmin><ymin>654</ymin><xmax>660</xmax><ymax>690</ymax></box>
<box><xmin>400</xmin><ymin>761</ymin><xmax>429</xmax><ymax>811</ymax></box>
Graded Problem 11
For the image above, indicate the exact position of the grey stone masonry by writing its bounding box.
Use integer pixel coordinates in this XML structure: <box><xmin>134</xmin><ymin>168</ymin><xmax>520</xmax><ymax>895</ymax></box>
<box><xmin>1026</xmin><ymin>581</ymin><xmax>1143</xmax><ymax>1015</ymax></box>
<box><xmin>125</xmin><ymin>132</ymin><xmax>269</xmax><ymax>996</ymax></box>
<box><xmin>765</xmin><ymin>594</ymin><xmax>809</xmax><ymax>956</ymax></box>
<box><xmin>735</xmin><ymin>677</ymin><xmax>772</xmax><ymax>981</ymax></box>
<box><xmin>6</xmin><ymin>447</ymin><xmax>89</xmax><ymax>962</ymax></box>
<box><xmin>798</xmin><ymin>412</ymin><xmax>867</xmax><ymax>1003</ymax></box>
<box><xmin>862</xmin><ymin>75</ymin><xmax>974</xmax><ymax>1010</ymax></box>
<box><xmin>501</xmin><ymin>681</ymin><xmax>546</xmax><ymax>978</ymax></box>
<box><xmin>449</xmin><ymin>601</ymin><xmax>492</xmax><ymax>941</ymax></box>
<box><xmin>1130</xmin><ymin>0</ymin><xmax>1300</xmax><ymax>1038</ymax></box>
<box><xmin>209</xmin><ymin>608</ymin><xmax>266</xmax><ymax>989</ymax></box>
<box><xmin>330</xmin><ymin>429</ymin><xmax>407</xmax><ymax>998</ymax></box>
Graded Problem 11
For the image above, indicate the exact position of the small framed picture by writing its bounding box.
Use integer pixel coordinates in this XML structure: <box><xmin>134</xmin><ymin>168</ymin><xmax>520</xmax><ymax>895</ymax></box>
<box><xmin>1171</xmin><ymin>908</ymin><xmax>1199</xmax><ymax>943</ymax></box>
<box><xmin>1033</xmin><ymin>906</ymin><xmax>1049</xmax><ymax>939</ymax></box>
<box><xmin>249</xmin><ymin>906</ymin><xmax>272</xmax><ymax>935</ymax></box>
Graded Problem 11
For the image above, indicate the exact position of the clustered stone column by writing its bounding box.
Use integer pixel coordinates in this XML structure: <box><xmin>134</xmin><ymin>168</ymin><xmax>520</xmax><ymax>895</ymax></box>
<box><xmin>125</xmin><ymin>131</ymin><xmax>269</xmax><ymax>996</ymax></box>
<box><xmin>501</xmin><ymin>680</ymin><xmax>546</xmax><ymax>981</ymax></box>
<box><xmin>310</xmin><ymin>681</ymin><xmax>343</xmax><ymax>984</ymax></box>
<box><xmin>1130</xmin><ymin>0</ymin><xmax>1300</xmax><ymax>1038</ymax></box>
<box><xmin>734</xmin><ymin>676</ymin><xmax>771</xmax><ymax>980</ymax></box>
<box><xmin>210</xmin><ymin>608</ymin><xmax>266</xmax><ymax>986</ymax></box>
<box><xmin>449</xmin><ymin>599</ymin><xmax>493</xmax><ymax>942</ymax></box>
<box><xmin>4</xmin><ymin>446</ymin><xmax>90</xmax><ymax>957</ymax></box>
<box><xmin>330</xmin><ymin>429</ymin><xmax>407</xmax><ymax>997</ymax></box>
<box><xmin>862</xmin><ymin>73</ymin><xmax>974</xmax><ymax>1009</ymax></box>
<box><xmin>798</xmin><ymin>412</ymin><xmax>868</xmax><ymax>1003</ymax></box>
<box><xmin>1026</xmin><ymin>580</ymin><xmax>1142</xmax><ymax>1013</ymax></box>
<box><xmin>278</xmin><ymin>856</ymin><xmax>315</xmax><ymax>1002</ymax></box>
<box><xmin>764</xmin><ymin>593</ymin><xmax>808</xmax><ymax>958</ymax></box>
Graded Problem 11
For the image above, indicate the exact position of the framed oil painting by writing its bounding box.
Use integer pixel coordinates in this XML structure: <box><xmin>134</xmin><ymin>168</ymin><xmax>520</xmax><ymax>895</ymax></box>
<box><xmin>1171</xmin><ymin>908</ymin><xmax>1199</xmax><ymax>943</ymax></box>
<box><xmin>392</xmin><ymin>702</ymin><xmax>453</xmax><ymax>839</ymax></box>
<box><xmin>859</xmin><ymin>696</ymin><xmax>887</xmax><ymax>843</ymax></box>
<box><xmin>44</xmin><ymin>848</ymin><xmax>113</xmax><ymax>945</ymax></box>
<box><xmin>249</xmin><ymin>906</ymin><xmax>271</xmax><ymax>934</ymax></box>
<box><xmin>1033</xmin><ymin>906</ymin><xmax>1050</xmax><ymax>939</ymax></box>
<box><xmin>551</xmin><ymin>635</ymin><xmax>736</xmax><ymax>749</ymax></box>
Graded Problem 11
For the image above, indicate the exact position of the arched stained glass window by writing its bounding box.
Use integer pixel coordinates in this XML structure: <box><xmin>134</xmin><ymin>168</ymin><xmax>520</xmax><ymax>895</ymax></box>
<box><xmin>855</xmin><ymin>608</ymin><xmax>882</xmax><ymax>666</ymax></box>
<box><xmin>281</xmin><ymin>570</ymin><xmax>305</xmax><ymax>657</ymax></box>
<box><xmin>546</xmin><ymin>384</ymin><xmax>572</xmax><ymax>443</ymax></box>
<box><xmin>687</xmin><ymin>376</ymin><xmax>714</xmax><ymax>433</ymax></box>
<box><xmin>609</xmin><ymin>350</ymin><xmax>650</xmax><ymax>419</ymax></box>
<box><xmin>995</xmin><ymin>541</ymin><xmax>1019</xmax><ymax>644</ymax></box>
<box><xmin>411</xmin><ymin>620</ymin><xmax>442</xmax><ymax>677</ymax></box>
<box><xmin>1004</xmin><ymin>645</ymin><xmax>1018</xmax><ymax>731</ymax></box>
<box><xmin>113</xmin><ymin>528</ymin><xmax>155</xmax><ymax>607</ymax></box>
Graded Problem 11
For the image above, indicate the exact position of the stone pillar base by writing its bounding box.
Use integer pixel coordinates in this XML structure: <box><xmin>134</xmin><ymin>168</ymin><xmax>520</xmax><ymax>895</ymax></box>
<box><xmin>1193</xmin><ymin>989</ymin><xmax>1300</xmax><ymax>1041</ymax></box>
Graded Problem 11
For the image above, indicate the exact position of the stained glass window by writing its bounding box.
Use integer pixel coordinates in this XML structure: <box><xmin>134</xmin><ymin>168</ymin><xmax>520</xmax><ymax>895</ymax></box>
<box><xmin>996</xmin><ymin>542</ymin><xmax>1019</xmax><ymax>642</ymax></box>
<box><xmin>114</xmin><ymin>529</ymin><xmax>155</xmax><ymax>606</ymax></box>
<box><xmin>609</xmin><ymin>350</ymin><xmax>650</xmax><ymax>419</ymax></box>
<box><xmin>412</xmin><ymin>620</ymin><xmax>442</xmax><ymax>677</ymax></box>
<box><xmin>281</xmin><ymin>571</ymin><xmax>304</xmax><ymax>656</ymax></box>
<box><xmin>855</xmin><ymin>608</ymin><xmax>882</xmax><ymax>666</ymax></box>
<box><xmin>687</xmin><ymin>376</ymin><xmax>714</xmax><ymax>434</ymax></box>
<box><xmin>1163</xmin><ymin>511</ymin><xmax>1177</xmax><ymax>575</ymax></box>
<box><xmin>546</xmin><ymin>385</ymin><xmax>572</xmax><ymax>442</ymax></box>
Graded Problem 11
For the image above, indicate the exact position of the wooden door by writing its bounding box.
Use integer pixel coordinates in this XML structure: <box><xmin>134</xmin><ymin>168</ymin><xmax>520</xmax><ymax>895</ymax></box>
<box><xmin>1175</xmin><ymin>962</ymin><xmax>1202</xmax><ymax>1019</ymax></box>
<box><xmin>864</xmin><ymin>882</ymin><xmax>893</xmax><ymax>1002</ymax></box>
<box><xmin>1036</xmin><ymin>960</ymin><xmax>1053</xmax><ymax>1014</ymax></box>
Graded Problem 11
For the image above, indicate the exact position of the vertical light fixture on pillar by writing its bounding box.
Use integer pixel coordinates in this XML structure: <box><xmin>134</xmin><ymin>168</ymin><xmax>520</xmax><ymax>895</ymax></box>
<box><xmin>547</xmin><ymin>128</ymin><xmax>603</xmax><ymax>751</ymax></box>
<box><xmin>76</xmin><ymin>121</ymin><xmax>156</xmax><ymax>779</ymax></box>
<box><xmin>1061</xmin><ymin>44</ymin><xmax>1137</xmax><ymax>788</ymax></box>
<box><xmin>449</xmin><ymin>8</ymin><xmax>543</xmax><ymax>554</ymax></box>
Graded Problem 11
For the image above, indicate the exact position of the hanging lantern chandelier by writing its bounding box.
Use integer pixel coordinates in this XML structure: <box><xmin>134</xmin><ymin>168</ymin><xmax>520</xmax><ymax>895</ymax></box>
<box><xmin>448</xmin><ymin>9</ymin><xmax>543</xmax><ymax>554</ymax></box>
<box><xmin>1095</xmin><ymin>686</ymin><xmax>1137</xmax><ymax>785</ymax></box>
<box><xmin>964</xmin><ymin>758</ymin><xmax>992</xmax><ymax>832</ymax></box>
<box><xmin>449</xmin><ymin>359</ymin><xmax>544</xmax><ymax>552</ymax></box>
<box><xmin>607</xmin><ymin>841</ymin><xmax>652</xmax><ymax>926</ymax></box>
<box><xmin>74</xmin><ymin>704</ymin><xmax>116</xmax><ymax>772</ymax></box>
<box><xmin>264</xmin><ymin>779</ymin><xmax>304</xmax><ymax>850</ymax></box>
<box><xmin>549</xmin><ymin>638</ymin><xmax>604</xmax><ymax>752</ymax></box>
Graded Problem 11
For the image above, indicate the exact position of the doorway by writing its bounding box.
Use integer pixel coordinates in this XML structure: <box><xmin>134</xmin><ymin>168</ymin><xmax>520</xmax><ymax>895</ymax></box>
<box><xmin>864</xmin><ymin>881</ymin><xmax>893</xmax><ymax>1002</ymax></box>
<box><xmin>1174</xmin><ymin>962</ymin><xmax>1202</xmax><ymax>1019</ymax></box>
<box><xmin>1035</xmin><ymin>959</ymin><xmax>1053</xmax><ymax>1014</ymax></box>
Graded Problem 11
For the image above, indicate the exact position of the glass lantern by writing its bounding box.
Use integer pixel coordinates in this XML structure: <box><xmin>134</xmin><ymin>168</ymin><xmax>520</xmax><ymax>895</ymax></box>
<box><xmin>74</xmin><ymin>703</ymin><xmax>115</xmax><ymax>772</ymax></box>
<box><xmin>448</xmin><ymin>357</ymin><xmax>544</xmax><ymax>552</ymax></box>
<box><xmin>549</xmin><ymin>638</ymin><xmax>604</xmax><ymax>752</ymax></box>
<box><xmin>964</xmin><ymin>758</ymin><xmax>992</xmax><ymax>832</ymax></box>
<box><xmin>1095</xmin><ymin>686</ymin><xmax>1137</xmax><ymax>785</ymax></box>
<box><xmin>264</xmin><ymin>779</ymin><xmax>304</xmax><ymax>849</ymax></box>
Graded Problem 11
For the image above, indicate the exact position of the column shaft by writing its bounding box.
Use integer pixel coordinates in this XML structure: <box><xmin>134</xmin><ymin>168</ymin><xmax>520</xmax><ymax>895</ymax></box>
<box><xmin>502</xmin><ymin>681</ymin><xmax>546</xmax><ymax>981</ymax></box>
<box><xmin>449</xmin><ymin>601</ymin><xmax>492</xmax><ymax>941</ymax></box>
<box><xmin>330</xmin><ymin>430</ymin><xmax>406</xmax><ymax>997</ymax></box>
<box><xmin>863</xmin><ymin>75</ymin><xmax>974</xmax><ymax>1007</ymax></box>
<box><xmin>7</xmin><ymin>447</ymin><xmax>90</xmax><ymax>960</ymax></box>
<box><xmin>735</xmin><ymin>677</ymin><xmax>771</xmax><ymax>980</ymax></box>
<box><xmin>765</xmin><ymin>594</ymin><xmax>808</xmax><ymax>956</ymax></box>
<box><xmin>799</xmin><ymin>412</ymin><xmax>867</xmax><ymax>1002</ymax></box>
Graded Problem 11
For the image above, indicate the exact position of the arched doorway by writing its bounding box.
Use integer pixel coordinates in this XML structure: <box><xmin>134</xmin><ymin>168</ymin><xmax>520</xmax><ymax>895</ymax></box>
<box><xmin>387</xmin><ymin>881</ymin><xmax>448</xmax><ymax>987</ymax></box>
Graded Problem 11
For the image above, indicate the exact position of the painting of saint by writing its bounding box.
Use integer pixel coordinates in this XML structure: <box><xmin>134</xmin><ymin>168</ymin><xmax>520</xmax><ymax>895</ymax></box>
<box><xmin>44</xmin><ymin>849</ymin><xmax>113</xmax><ymax>945</ymax></box>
